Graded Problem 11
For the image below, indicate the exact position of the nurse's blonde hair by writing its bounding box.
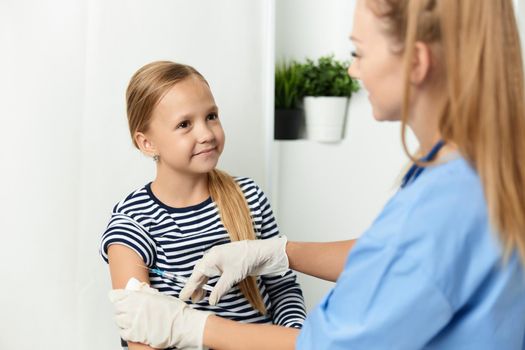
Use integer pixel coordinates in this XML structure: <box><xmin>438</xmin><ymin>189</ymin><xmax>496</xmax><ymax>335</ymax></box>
<box><xmin>368</xmin><ymin>0</ymin><xmax>525</xmax><ymax>263</ymax></box>
<box><xmin>126</xmin><ymin>61</ymin><xmax>266</xmax><ymax>314</ymax></box>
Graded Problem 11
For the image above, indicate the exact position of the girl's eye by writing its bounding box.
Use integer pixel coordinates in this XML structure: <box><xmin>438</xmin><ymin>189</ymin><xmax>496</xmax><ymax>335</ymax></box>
<box><xmin>351</xmin><ymin>51</ymin><xmax>360</xmax><ymax>59</ymax></box>
<box><xmin>207</xmin><ymin>113</ymin><xmax>218</xmax><ymax>121</ymax></box>
<box><xmin>177</xmin><ymin>121</ymin><xmax>189</xmax><ymax>129</ymax></box>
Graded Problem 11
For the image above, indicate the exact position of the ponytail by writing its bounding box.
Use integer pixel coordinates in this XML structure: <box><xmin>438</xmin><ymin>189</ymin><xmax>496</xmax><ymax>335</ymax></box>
<box><xmin>208</xmin><ymin>169</ymin><xmax>267</xmax><ymax>315</ymax></box>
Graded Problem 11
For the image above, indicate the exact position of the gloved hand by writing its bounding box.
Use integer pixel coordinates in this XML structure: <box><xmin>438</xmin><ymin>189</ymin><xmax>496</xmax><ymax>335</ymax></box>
<box><xmin>109</xmin><ymin>278</ymin><xmax>211</xmax><ymax>350</ymax></box>
<box><xmin>180</xmin><ymin>236</ymin><xmax>289</xmax><ymax>305</ymax></box>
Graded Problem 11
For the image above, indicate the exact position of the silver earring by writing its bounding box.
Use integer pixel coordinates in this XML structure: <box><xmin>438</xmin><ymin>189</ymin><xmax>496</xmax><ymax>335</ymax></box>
<box><xmin>153</xmin><ymin>155</ymin><xmax>160</xmax><ymax>162</ymax></box>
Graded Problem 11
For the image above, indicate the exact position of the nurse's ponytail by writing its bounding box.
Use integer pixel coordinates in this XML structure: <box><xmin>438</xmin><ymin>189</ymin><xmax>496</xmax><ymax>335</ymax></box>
<box><xmin>368</xmin><ymin>0</ymin><xmax>525</xmax><ymax>263</ymax></box>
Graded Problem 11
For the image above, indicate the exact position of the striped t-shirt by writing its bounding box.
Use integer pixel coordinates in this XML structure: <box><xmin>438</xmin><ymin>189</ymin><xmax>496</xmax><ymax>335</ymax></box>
<box><xmin>100</xmin><ymin>177</ymin><xmax>306</xmax><ymax>331</ymax></box>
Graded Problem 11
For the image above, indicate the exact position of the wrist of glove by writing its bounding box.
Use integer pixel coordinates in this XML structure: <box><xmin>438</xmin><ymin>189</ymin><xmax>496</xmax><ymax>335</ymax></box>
<box><xmin>180</xmin><ymin>236</ymin><xmax>289</xmax><ymax>306</ymax></box>
<box><xmin>109</xmin><ymin>278</ymin><xmax>211</xmax><ymax>350</ymax></box>
<box><xmin>246</xmin><ymin>235</ymin><xmax>289</xmax><ymax>276</ymax></box>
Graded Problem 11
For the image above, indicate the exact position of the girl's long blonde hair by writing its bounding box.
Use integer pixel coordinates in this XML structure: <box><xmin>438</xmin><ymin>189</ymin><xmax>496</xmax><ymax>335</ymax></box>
<box><xmin>369</xmin><ymin>0</ymin><xmax>525</xmax><ymax>263</ymax></box>
<box><xmin>126</xmin><ymin>61</ymin><xmax>266</xmax><ymax>314</ymax></box>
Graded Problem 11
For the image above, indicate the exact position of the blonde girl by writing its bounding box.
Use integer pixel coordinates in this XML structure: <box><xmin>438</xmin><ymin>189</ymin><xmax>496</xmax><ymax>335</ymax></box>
<box><xmin>100</xmin><ymin>61</ymin><xmax>306</xmax><ymax>349</ymax></box>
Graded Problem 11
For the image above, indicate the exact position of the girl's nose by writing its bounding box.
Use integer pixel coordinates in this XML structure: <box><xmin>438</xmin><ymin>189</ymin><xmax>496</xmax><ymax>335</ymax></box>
<box><xmin>196</xmin><ymin>123</ymin><xmax>214</xmax><ymax>143</ymax></box>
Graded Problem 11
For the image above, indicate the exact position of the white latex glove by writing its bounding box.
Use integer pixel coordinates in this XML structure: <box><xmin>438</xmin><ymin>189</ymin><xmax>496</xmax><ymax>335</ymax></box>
<box><xmin>108</xmin><ymin>278</ymin><xmax>211</xmax><ymax>350</ymax></box>
<box><xmin>180</xmin><ymin>236</ymin><xmax>289</xmax><ymax>305</ymax></box>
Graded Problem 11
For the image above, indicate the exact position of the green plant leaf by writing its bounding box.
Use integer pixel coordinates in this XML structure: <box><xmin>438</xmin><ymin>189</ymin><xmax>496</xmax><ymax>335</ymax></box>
<box><xmin>298</xmin><ymin>54</ymin><xmax>360</xmax><ymax>97</ymax></box>
<box><xmin>275</xmin><ymin>55</ymin><xmax>360</xmax><ymax>109</ymax></box>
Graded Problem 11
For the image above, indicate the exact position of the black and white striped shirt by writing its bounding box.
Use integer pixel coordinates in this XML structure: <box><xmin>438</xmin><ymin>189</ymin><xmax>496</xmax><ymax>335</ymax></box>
<box><xmin>100</xmin><ymin>177</ymin><xmax>306</xmax><ymax>331</ymax></box>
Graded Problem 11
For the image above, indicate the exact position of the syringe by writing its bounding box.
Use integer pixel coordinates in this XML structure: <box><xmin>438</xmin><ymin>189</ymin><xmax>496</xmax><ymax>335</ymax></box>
<box><xmin>147</xmin><ymin>266</ymin><xmax>214</xmax><ymax>292</ymax></box>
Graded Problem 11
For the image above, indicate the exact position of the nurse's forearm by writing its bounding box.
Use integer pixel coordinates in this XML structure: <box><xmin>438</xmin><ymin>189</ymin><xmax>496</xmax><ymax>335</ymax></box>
<box><xmin>203</xmin><ymin>315</ymin><xmax>298</xmax><ymax>350</ymax></box>
<box><xmin>286</xmin><ymin>240</ymin><xmax>355</xmax><ymax>282</ymax></box>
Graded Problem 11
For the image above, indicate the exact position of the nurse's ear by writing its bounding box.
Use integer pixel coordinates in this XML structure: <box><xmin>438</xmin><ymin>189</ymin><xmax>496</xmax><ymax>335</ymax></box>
<box><xmin>409</xmin><ymin>41</ymin><xmax>433</xmax><ymax>85</ymax></box>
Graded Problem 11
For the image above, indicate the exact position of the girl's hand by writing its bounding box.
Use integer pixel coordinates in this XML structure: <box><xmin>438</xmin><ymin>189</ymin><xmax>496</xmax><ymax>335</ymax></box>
<box><xmin>180</xmin><ymin>236</ymin><xmax>289</xmax><ymax>305</ymax></box>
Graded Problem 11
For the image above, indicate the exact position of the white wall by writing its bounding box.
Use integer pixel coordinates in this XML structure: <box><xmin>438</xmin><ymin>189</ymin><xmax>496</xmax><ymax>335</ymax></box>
<box><xmin>273</xmin><ymin>0</ymin><xmax>417</xmax><ymax>310</ymax></box>
<box><xmin>1</xmin><ymin>1</ymin><xmax>271</xmax><ymax>348</ymax></box>
<box><xmin>0</xmin><ymin>0</ymin><xmax>86</xmax><ymax>347</ymax></box>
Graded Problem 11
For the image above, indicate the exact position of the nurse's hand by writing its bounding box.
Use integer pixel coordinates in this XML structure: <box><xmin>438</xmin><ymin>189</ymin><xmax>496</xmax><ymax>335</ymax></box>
<box><xmin>180</xmin><ymin>236</ymin><xmax>289</xmax><ymax>305</ymax></box>
<box><xmin>109</xmin><ymin>279</ymin><xmax>211</xmax><ymax>349</ymax></box>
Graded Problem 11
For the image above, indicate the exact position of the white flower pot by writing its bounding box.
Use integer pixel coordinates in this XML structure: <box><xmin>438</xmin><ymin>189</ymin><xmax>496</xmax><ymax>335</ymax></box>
<box><xmin>304</xmin><ymin>96</ymin><xmax>349</xmax><ymax>142</ymax></box>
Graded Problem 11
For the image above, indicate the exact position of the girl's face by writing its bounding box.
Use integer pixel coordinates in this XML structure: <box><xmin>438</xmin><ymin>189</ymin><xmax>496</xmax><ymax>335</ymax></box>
<box><xmin>144</xmin><ymin>76</ymin><xmax>225</xmax><ymax>176</ymax></box>
<box><xmin>348</xmin><ymin>0</ymin><xmax>405</xmax><ymax>122</ymax></box>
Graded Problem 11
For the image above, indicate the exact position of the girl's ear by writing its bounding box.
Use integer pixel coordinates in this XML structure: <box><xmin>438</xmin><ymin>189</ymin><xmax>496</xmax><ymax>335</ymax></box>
<box><xmin>134</xmin><ymin>132</ymin><xmax>157</xmax><ymax>157</ymax></box>
<box><xmin>410</xmin><ymin>41</ymin><xmax>433</xmax><ymax>85</ymax></box>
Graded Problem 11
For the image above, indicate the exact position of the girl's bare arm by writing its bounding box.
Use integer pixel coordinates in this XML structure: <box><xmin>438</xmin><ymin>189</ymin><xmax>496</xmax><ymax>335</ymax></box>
<box><xmin>108</xmin><ymin>245</ymin><xmax>159</xmax><ymax>350</ymax></box>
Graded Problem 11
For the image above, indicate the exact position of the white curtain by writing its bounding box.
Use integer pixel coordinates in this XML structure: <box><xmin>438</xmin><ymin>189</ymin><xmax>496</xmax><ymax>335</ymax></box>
<box><xmin>0</xmin><ymin>1</ymin><xmax>272</xmax><ymax>348</ymax></box>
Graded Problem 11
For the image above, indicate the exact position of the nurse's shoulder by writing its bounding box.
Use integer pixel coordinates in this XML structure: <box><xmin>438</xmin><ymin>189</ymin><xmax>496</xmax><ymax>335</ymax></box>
<box><xmin>368</xmin><ymin>155</ymin><xmax>488</xmax><ymax>249</ymax></box>
<box><xmin>365</xmin><ymin>155</ymin><xmax>513</xmax><ymax>304</ymax></box>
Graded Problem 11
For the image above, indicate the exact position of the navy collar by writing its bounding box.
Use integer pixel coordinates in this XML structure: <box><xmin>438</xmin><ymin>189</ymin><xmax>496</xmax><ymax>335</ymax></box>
<box><xmin>401</xmin><ymin>140</ymin><xmax>445</xmax><ymax>188</ymax></box>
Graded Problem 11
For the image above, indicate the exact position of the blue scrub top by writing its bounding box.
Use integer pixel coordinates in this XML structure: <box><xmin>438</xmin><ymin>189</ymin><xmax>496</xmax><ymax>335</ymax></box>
<box><xmin>297</xmin><ymin>156</ymin><xmax>525</xmax><ymax>349</ymax></box>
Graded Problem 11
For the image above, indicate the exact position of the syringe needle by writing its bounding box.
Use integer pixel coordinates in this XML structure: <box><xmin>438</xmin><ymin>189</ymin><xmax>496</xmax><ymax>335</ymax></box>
<box><xmin>134</xmin><ymin>264</ymin><xmax>214</xmax><ymax>292</ymax></box>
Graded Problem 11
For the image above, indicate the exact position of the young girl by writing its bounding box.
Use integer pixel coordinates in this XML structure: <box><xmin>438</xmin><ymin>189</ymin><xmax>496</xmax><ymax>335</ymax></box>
<box><xmin>100</xmin><ymin>61</ymin><xmax>306</xmax><ymax>349</ymax></box>
<box><xmin>109</xmin><ymin>0</ymin><xmax>525</xmax><ymax>349</ymax></box>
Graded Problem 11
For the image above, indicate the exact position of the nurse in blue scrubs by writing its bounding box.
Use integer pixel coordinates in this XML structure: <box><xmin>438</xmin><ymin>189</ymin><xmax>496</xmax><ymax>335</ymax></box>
<box><xmin>109</xmin><ymin>0</ymin><xmax>525</xmax><ymax>349</ymax></box>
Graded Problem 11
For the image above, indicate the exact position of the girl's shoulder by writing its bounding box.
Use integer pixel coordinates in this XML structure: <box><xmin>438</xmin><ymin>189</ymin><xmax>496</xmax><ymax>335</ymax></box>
<box><xmin>233</xmin><ymin>175</ymin><xmax>257</xmax><ymax>187</ymax></box>
<box><xmin>111</xmin><ymin>183</ymin><xmax>151</xmax><ymax>216</ymax></box>
<box><xmin>232</xmin><ymin>176</ymin><xmax>269</xmax><ymax>205</ymax></box>
<box><xmin>233</xmin><ymin>176</ymin><xmax>263</xmax><ymax>193</ymax></box>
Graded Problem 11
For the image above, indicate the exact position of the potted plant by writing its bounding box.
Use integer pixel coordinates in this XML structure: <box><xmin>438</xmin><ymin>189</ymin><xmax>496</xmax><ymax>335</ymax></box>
<box><xmin>301</xmin><ymin>55</ymin><xmax>360</xmax><ymax>142</ymax></box>
<box><xmin>274</xmin><ymin>60</ymin><xmax>306</xmax><ymax>140</ymax></box>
